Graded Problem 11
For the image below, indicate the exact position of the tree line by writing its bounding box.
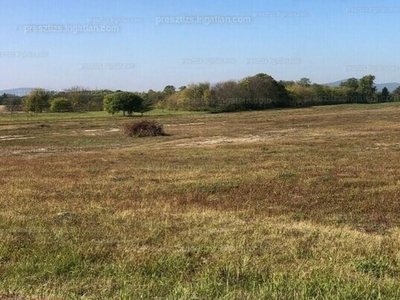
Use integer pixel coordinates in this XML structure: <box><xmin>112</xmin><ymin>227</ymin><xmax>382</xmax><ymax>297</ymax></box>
<box><xmin>0</xmin><ymin>86</ymin><xmax>163</xmax><ymax>115</ymax></box>
<box><xmin>1</xmin><ymin>73</ymin><xmax>399</xmax><ymax>115</ymax></box>
<box><xmin>158</xmin><ymin>74</ymin><xmax>400</xmax><ymax>112</ymax></box>
<box><xmin>0</xmin><ymin>87</ymin><xmax>113</xmax><ymax>113</ymax></box>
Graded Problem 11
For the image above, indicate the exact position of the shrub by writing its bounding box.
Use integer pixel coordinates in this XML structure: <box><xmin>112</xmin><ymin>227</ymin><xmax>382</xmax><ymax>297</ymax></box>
<box><xmin>50</xmin><ymin>98</ymin><xmax>73</xmax><ymax>112</ymax></box>
<box><xmin>124</xmin><ymin>120</ymin><xmax>167</xmax><ymax>137</ymax></box>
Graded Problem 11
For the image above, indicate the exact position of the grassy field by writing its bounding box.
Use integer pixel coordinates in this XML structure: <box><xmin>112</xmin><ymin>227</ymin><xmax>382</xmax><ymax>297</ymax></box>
<box><xmin>1</xmin><ymin>103</ymin><xmax>400</xmax><ymax>299</ymax></box>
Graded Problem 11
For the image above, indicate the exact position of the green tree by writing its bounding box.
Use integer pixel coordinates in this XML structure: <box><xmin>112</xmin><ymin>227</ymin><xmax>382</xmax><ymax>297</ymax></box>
<box><xmin>241</xmin><ymin>73</ymin><xmax>290</xmax><ymax>108</ymax></box>
<box><xmin>310</xmin><ymin>84</ymin><xmax>328</xmax><ymax>105</ymax></box>
<box><xmin>86</xmin><ymin>89</ymin><xmax>114</xmax><ymax>111</ymax></box>
<box><xmin>287</xmin><ymin>84</ymin><xmax>312</xmax><ymax>106</ymax></box>
<box><xmin>50</xmin><ymin>97</ymin><xmax>73</xmax><ymax>112</ymax></box>
<box><xmin>184</xmin><ymin>82</ymin><xmax>211</xmax><ymax>110</ymax></box>
<box><xmin>0</xmin><ymin>93</ymin><xmax>22</xmax><ymax>113</ymax></box>
<box><xmin>357</xmin><ymin>75</ymin><xmax>377</xmax><ymax>103</ymax></box>
<box><xmin>339</xmin><ymin>78</ymin><xmax>361</xmax><ymax>103</ymax></box>
<box><xmin>103</xmin><ymin>92</ymin><xmax>146</xmax><ymax>116</ymax></box>
<box><xmin>139</xmin><ymin>97</ymin><xmax>154</xmax><ymax>116</ymax></box>
<box><xmin>103</xmin><ymin>94</ymin><xmax>120</xmax><ymax>115</ymax></box>
<box><xmin>143</xmin><ymin>89</ymin><xmax>163</xmax><ymax>108</ymax></box>
<box><xmin>278</xmin><ymin>80</ymin><xmax>296</xmax><ymax>88</ymax></box>
<box><xmin>210</xmin><ymin>80</ymin><xmax>242</xmax><ymax>112</ymax></box>
<box><xmin>0</xmin><ymin>93</ymin><xmax>5</xmax><ymax>105</ymax></box>
<box><xmin>379</xmin><ymin>87</ymin><xmax>389</xmax><ymax>102</ymax></box>
<box><xmin>392</xmin><ymin>86</ymin><xmax>400</xmax><ymax>102</ymax></box>
<box><xmin>5</xmin><ymin>94</ymin><xmax>22</xmax><ymax>113</ymax></box>
<box><xmin>340</xmin><ymin>78</ymin><xmax>359</xmax><ymax>90</ymax></box>
<box><xmin>297</xmin><ymin>78</ymin><xmax>311</xmax><ymax>87</ymax></box>
<box><xmin>24</xmin><ymin>88</ymin><xmax>50</xmax><ymax>113</ymax></box>
<box><xmin>163</xmin><ymin>85</ymin><xmax>176</xmax><ymax>96</ymax></box>
<box><xmin>64</xmin><ymin>86</ymin><xmax>89</xmax><ymax>112</ymax></box>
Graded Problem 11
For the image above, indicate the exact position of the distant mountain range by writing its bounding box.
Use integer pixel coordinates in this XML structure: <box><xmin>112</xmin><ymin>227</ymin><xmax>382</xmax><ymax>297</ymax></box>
<box><xmin>0</xmin><ymin>87</ymin><xmax>34</xmax><ymax>96</ymax></box>
<box><xmin>324</xmin><ymin>80</ymin><xmax>400</xmax><ymax>92</ymax></box>
<box><xmin>1</xmin><ymin>81</ymin><xmax>400</xmax><ymax>96</ymax></box>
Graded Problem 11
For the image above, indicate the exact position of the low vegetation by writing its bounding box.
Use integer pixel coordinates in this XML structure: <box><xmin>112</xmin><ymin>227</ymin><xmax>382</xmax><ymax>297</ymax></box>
<box><xmin>50</xmin><ymin>97</ymin><xmax>73</xmax><ymax>113</ymax></box>
<box><xmin>124</xmin><ymin>120</ymin><xmax>167</xmax><ymax>137</ymax></box>
<box><xmin>1</xmin><ymin>103</ymin><xmax>400</xmax><ymax>298</ymax></box>
<box><xmin>2</xmin><ymin>74</ymin><xmax>400</xmax><ymax>116</ymax></box>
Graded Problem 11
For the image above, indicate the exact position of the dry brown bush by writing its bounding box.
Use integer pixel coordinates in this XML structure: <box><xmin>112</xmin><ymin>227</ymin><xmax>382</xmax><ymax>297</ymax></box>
<box><xmin>124</xmin><ymin>120</ymin><xmax>167</xmax><ymax>137</ymax></box>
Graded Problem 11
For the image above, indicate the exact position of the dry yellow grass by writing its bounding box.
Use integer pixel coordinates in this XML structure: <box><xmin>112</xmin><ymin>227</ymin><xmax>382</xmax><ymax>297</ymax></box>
<box><xmin>1</xmin><ymin>103</ymin><xmax>400</xmax><ymax>298</ymax></box>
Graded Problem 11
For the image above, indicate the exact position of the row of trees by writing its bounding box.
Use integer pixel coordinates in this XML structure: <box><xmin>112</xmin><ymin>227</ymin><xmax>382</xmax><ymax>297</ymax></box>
<box><xmin>21</xmin><ymin>87</ymin><xmax>116</xmax><ymax>113</ymax></box>
<box><xmin>157</xmin><ymin>74</ymin><xmax>400</xmax><ymax>112</ymax></box>
<box><xmin>0</xmin><ymin>86</ymin><xmax>171</xmax><ymax>115</ymax></box>
<box><xmin>0</xmin><ymin>87</ymin><xmax>116</xmax><ymax>113</ymax></box>
<box><xmin>0</xmin><ymin>93</ymin><xmax>23</xmax><ymax>112</ymax></box>
<box><xmin>2</xmin><ymin>74</ymin><xmax>400</xmax><ymax>115</ymax></box>
<box><xmin>4</xmin><ymin>88</ymin><xmax>152</xmax><ymax>116</ymax></box>
<box><xmin>158</xmin><ymin>74</ymin><xmax>290</xmax><ymax>111</ymax></box>
<box><xmin>283</xmin><ymin>75</ymin><xmax>393</xmax><ymax>106</ymax></box>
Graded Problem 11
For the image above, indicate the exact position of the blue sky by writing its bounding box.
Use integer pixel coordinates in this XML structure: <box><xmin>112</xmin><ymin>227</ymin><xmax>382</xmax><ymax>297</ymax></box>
<box><xmin>1</xmin><ymin>0</ymin><xmax>399</xmax><ymax>91</ymax></box>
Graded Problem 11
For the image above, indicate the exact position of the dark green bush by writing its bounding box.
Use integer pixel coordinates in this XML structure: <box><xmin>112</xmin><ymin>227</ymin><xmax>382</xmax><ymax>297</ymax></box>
<box><xmin>50</xmin><ymin>97</ymin><xmax>73</xmax><ymax>112</ymax></box>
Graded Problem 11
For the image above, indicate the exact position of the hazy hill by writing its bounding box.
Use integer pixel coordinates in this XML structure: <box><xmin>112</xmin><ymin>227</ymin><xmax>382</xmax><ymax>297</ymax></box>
<box><xmin>0</xmin><ymin>88</ymin><xmax>34</xmax><ymax>96</ymax></box>
<box><xmin>324</xmin><ymin>80</ymin><xmax>399</xmax><ymax>92</ymax></box>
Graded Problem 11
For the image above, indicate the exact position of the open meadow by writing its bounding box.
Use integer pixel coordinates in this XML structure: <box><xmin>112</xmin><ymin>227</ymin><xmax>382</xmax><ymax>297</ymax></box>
<box><xmin>1</xmin><ymin>103</ymin><xmax>400</xmax><ymax>299</ymax></box>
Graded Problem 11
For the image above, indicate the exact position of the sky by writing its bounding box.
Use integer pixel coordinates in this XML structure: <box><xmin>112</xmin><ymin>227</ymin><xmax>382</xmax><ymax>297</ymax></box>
<box><xmin>1</xmin><ymin>0</ymin><xmax>399</xmax><ymax>92</ymax></box>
